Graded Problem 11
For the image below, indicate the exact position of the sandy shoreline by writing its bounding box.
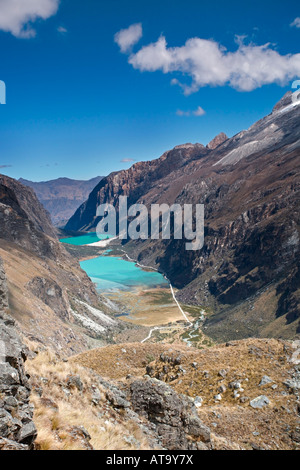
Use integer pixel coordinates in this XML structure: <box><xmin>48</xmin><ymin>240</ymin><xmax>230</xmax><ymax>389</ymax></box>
<box><xmin>86</xmin><ymin>237</ymin><xmax>118</xmax><ymax>247</ymax></box>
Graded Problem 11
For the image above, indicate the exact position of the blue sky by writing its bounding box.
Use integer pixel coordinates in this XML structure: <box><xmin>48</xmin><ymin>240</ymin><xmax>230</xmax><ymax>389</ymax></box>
<box><xmin>0</xmin><ymin>0</ymin><xmax>299</xmax><ymax>182</ymax></box>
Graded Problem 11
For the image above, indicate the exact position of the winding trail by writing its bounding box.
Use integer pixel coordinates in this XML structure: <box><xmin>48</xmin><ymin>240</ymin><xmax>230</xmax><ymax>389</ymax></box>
<box><xmin>141</xmin><ymin>326</ymin><xmax>171</xmax><ymax>344</ymax></box>
<box><xmin>120</xmin><ymin>250</ymin><xmax>193</xmax><ymax>342</ymax></box>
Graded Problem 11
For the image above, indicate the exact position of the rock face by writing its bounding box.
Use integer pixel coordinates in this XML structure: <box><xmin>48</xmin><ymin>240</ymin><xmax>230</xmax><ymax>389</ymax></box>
<box><xmin>19</xmin><ymin>177</ymin><xmax>103</xmax><ymax>226</ymax></box>
<box><xmin>0</xmin><ymin>175</ymin><xmax>56</xmax><ymax>239</ymax></box>
<box><xmin>130</xmin><ymin>378</ymin><xmax>211</xmax><ymax>450</ymax></box>
<box><xmin>0</xmin><ymin>258</ymin><xmax>37</xmax><ymax>450</ymax></box>
<box><xmin>272</xmin><ymin>91</ymin><xmax>292</xmax><ymax>113</ymax></box>
<box><xmin>0</xmin><ymin>180</ymin><xmax>59</xmax><ymax>260</ymax></box>
<box><xmin>66</xmin><ymin>143</ymin><xmax>209</xmax><ymax>231</ymax></box>
<box><xmin>206</xmin><ymin>132</ymin><xmax>228</xmax><ymax>150</ymax></box>
<box><xmin>66</xmin><ymin>94</ymin><xmax>300</xmax><ymax>341</ymax></box>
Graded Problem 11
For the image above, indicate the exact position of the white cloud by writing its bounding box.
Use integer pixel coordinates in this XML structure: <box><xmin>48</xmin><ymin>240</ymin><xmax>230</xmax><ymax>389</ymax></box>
<box><xmin>57</xmin><ymin>26</ymin><xmax>67</xmax><ymax>34</ymax></box>
<box><xmin>176</xmin><ymin>109</ymin><xmax>190</xmax><ymax>117</ymax></box>
<box><xmin>291</xmin><ymin>17</ymin><xmax>300</xmax><ymax>28</ymax></box>
<box><xmin>121</xmin><ymin>158</ymin><xmax>135</xmax><ymax>163</ymax></box>
<box><xmin>124</xmin><ymin>31</ymin><xmax>300</xmax><ymax>94</ymax></box>
<box><xmin>176</xmin><ymin>106</ymin><xmax>205</xmax><ymax>117</ymax></box>
<box><xmin>114</xmin><ymin>23</ymin><xmax>143</xmax><ymax>53</ymax></box>
<box><xmin>0</xmin><ymin>0</ymin><xmax>59</xmax><ymax>38</ymax></box>
<box><xmin>193</xmin><ymin>106</ymin><xmax>206</xmax><ymax>116</ymax></box>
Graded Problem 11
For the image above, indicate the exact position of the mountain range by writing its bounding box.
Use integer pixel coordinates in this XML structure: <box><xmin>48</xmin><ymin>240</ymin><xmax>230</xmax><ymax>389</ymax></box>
<box><xmin>66</xmin><ymin>92</ymin><xmax>300</xmax><ymax>341</ymax></box>
<box><xmin>0</xmin><ymin>93</ymin><xmax>299</xmax><ymax>450</ymax></box>
<box><xmin>19</xmin><ymin>176</ymin><xmax>103</xmax><ymax>226</ymax></box>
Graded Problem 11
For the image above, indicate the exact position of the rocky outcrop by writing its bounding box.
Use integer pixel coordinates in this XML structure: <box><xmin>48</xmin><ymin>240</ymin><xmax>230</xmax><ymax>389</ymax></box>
<box><xmin>19</xmin><ymin>177</ymin><xmax>103</xmax><ymax>226</ymax></box>
<box><xmin>0</xmin><ymin>181</ymin><xmax>61</xmax><ymax>260</ymax></box>
<box><xmin>206</xmin><ymin>132</ymin><xmax>228</xmax><ymax>150</ymax></box>
<box><xmin>130</xmin><ymin>378</ymin><xmax>211</xmax><ymax>450</ymax></box>
<box><xmin>0</xmin><ymin>258</ymin><xmax>37</xmax><ymax>450</ymax></box>
<box><xmin>0</xmin><ymin>175</ymin><xmax>56</xmax><ymax>238</ymax></box>
<box><xmin>272</xmin><ymin>91</ymin><xmax>292</xmax><ymax>113</ymax></box>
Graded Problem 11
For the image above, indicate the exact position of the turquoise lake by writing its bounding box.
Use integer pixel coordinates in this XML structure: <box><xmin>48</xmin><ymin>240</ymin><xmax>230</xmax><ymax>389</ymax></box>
<box><xmin>60</xmin><ymin>234</ymin><xmax>168</xmax><ymax>293</ymax></box>
<box><xmin>80</xmin><ymin>256</ymin><xmax>169</xmax><ymax>292</ymax></box>
<box><xmin>59</xmin><ymin>232</ymin><xmax>111</xmax><ymax>246</ymax></box>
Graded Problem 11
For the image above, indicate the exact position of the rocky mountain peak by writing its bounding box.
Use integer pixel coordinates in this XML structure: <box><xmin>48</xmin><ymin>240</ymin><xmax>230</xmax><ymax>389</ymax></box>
<box><xmin>206</xmin><ymin>132</ymin><xmax>228</xmax><ymax>150</ymax></box>
<box><xmin>173</xmin><ymin>143</ymin><xmax>203</xmax><ymax>150</ymax></box>
<box><xmin>272</xmin><ymin>91</ymin><xmax>293</xmax><ymax>113</ymax></box>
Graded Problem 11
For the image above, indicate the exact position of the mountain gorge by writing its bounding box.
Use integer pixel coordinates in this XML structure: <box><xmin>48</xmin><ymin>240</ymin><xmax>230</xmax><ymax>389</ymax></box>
<box><xmin>0</xmin><ymin>94</ymin><xmax>299</xmax><ymax>451</ymax></box>
<box><xmin>66</xmin><ymin>93</ymin><xmax>300</xmax><ymax>341</ymax></box>
<box><xmin>0</xmin><ymin>175</ymin><xmax>125</xmax><ymax>355</ymax></box>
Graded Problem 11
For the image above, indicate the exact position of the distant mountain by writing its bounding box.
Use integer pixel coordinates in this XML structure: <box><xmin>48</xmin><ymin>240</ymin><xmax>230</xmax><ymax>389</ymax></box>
<box><xmin>66</xmin><ymin>92</ymin><xmax>300</xmax><ymax>341</ymax></box>
<box><xmin>19</xmin><ymin>176</ymin><xmax>103</xmax><ymax>226</ymax></box>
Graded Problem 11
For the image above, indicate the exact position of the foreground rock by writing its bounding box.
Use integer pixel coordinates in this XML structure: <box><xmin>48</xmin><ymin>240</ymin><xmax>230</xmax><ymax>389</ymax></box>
<box><xmin>0</xmin><ymin>258</ymin><xmax>37</xmax><ymax>450</ymax></box>
<box><xmin>130</xmin><ymin>378</ymin><xmax>211</xmax><ymax>450</ymax></box>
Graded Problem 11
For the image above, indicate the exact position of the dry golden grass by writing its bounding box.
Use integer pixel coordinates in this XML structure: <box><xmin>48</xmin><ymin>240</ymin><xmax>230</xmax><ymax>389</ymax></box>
<box><xmin>70</xmin><ymin>342</ymin><xmax>188</xmax><ymax>380</ymax></box>
<box><xmin>26</xmin><ymin>337</ymin><xmax>300</xmax><ymax>450</ymax></box>
<box><xmin>141</xmin><ymin>337</ymin><xmax>300</xmax><ymax>450</ymax></box>
<box><xmin>143</xmin><ymin>338</ymin><xmax>292</xmax><ymax>402</ymax></box>
<box><xmin>26</xmin><ymin>349</ymin><xmax>152</xmax><ymax>451</ymax></box>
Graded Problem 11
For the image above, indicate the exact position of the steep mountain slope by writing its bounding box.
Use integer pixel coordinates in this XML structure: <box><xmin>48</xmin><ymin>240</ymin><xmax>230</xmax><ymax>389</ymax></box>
<box><xmin>66</xmin><ymin>93</ymin><xmax>300</xmax><ymax>340</ymax></box>
<box><xmin>0</xmin><ymin>175</ymin><xmax>56</xmax><ymax>238</ymax></box>
<box><xmin>0</xmin><ymin>175</ymin><xmax>124</xmax><ymax>355</ymax></box>
<box><xmin>65</xmin><ymin>143</ymin><xmax>212</xmax><ymax>231</ymax></box>
<box><xmin>19</xmin><ymin>176</ymin><xmax>103</xmax><ymax>226</ymax></box>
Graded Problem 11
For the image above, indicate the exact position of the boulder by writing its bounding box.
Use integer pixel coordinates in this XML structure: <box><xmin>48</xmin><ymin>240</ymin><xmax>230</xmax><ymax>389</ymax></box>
<box><xmin>250</xmin><ymin>396</ymin><xmax>270</xmax><ymax>409</ymax></box>
<box><xmin>130</xmin><ymin>378</ymin><xmax>211</xmax><ymax>450</ymax></box>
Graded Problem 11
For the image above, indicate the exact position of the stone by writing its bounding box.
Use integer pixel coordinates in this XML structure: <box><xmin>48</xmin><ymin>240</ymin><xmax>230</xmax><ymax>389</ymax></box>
<box><xmin>233</xmin><ymin>382</ymin><xmax>242</xmax><ymax>390</ymax></box>
<box><xmin>240</xmin><ymin>397</ymin><xmax>250</xmax><ymax>404</ymax></box>
<box><xmin>130</xmin><ymin>378</ymin><xmax>211</xmax><ymax>450</ymax></box>
<box><xmin>259</xmin><ymin>376</ymin><xmax>273</xmax><ymax>386</ymax></box>
<box><xmin>66</xmin><ymin>375</ymin><xmax>83</xmax><ymax>392</ymax></box>
<box><xmin>0</xmin><ymin>262</ymin><xmax>37</xmax><ymax>450</ymax></box>
<box><xmin>284</xmin><ymin>379</ymin><xmax>300</xmax><ymax>393</ymax></box>
<box><xmin>17</xmin><ymin>422</ymin><xmax>37</xmax><ymax>444</ymax></box>
<box><xmin>214</xmin><ymin>394</ymin><xmax>222</xmax><ymax>402</ymax></box>
<box><xmin>250</xmin><ymin>396</ymin><xmax>270</xmax><ymax>409</ymax></box>
<box><xmin>91</xmin><ymin>386</ymin><xmax>102</xmax><ymax>406</ymax></box>
<box><xmin>218</xmin><ymin>369</ymin><xmax>228</xmax><ymax>378</ymax></box>
<box><xmin>194</xmin><ymin>397</ymin><xmax>203</xmax><ymax>408</ymax></box>
<box><xmin>0</xmin><ymin>438</ymin><xmax>29</xmax><ymax>451</ymax></box>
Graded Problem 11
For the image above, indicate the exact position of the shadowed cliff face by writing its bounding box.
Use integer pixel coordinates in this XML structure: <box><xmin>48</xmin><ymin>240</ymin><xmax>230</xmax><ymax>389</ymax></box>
<box><xmin>65</xmin><ymin>143</ymin><xmax>210</xmax><ymax>231</ymax></box>
<box><xmin>0</xmin><ymin>175</ymin><xmax>56</xmax><ymax>238</ymax></box>
<box><xmin>66</xmin><ymin>93</ymin><xmax>300</xmax><ymax>340</ymax></box>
